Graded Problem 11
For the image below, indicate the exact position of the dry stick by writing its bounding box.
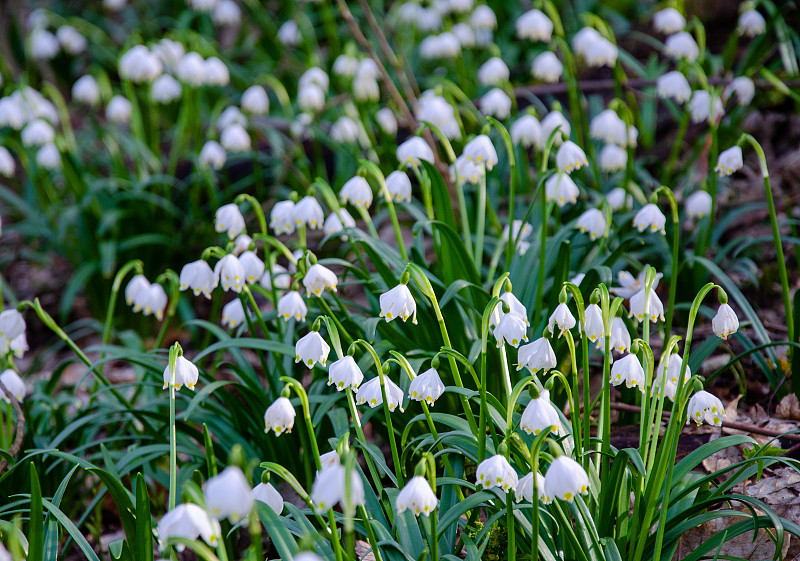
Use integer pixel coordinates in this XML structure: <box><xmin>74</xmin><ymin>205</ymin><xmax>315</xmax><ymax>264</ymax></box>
<box><xmin>513</xmin><ymin>78</ymin><xmax>800</xmax><ymax>98</ymax></box>
<box><xmin>610</xmin><ymin>402</ymin><xmax>800</xmax><ymax>443</ymax></box>
<box><xmin>0</xmin><ymin>381</ymin><xmax>25</xmax><ymax>474</ymax></box>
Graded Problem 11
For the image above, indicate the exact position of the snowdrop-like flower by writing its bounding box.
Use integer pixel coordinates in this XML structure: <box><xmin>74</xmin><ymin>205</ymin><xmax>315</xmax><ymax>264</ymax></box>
<box><xmin>583</xmin><ymin>303</ymin><xmax>605</xmax><ymax>345</ymax></box>
<box><xmin>688</xmin><ymin>390</ymin><xmax>725</xmax><ymax>426</ymax></box>
<box><xmin>572</xmin><ymin>27</ymin><xmax>602</xmax><ymax>58</ymax></box>
<box><xmin>408</xmin><ymin>368</ymin><xmax>445</xmax><ymax>405</ymax></box>
<box><xmin>608</xmin><ymin>317</ymin><xmax>631</xmax><ymax>353</ymax></box>
<box><xmin>214</xmin><ymin>254</ymin><xmax>245</xmax><ymax>292</ymax></box>
<box><xmin>29</xmin><ymin>28</ymin><xmax>59</xmax><ymax>59</ymax></box>
<box><xmin>532</xmin><ymin>52</ymin><xmax>563</xmax><ymax>83</ymax></box>
<box><xmin>598</xmin><ymin>144</ymin><xmax>627</xmax><ymax>172</ymax></box>
<box><xmin>299</xmin><ymin>67</ymin><xmax>329</xmax><ymax>93</ymax></box>
<box><xmin>0</xmin><ymin>147</ymin><xmax>15</xmax><ymax>177</ymax></box>
<box><xmin>397</xmin><ymin>137</ymin><xmax>435</xmax><ymax>167</ymax></box>
<box><xmin>738</xmin><ymin>10</ymin><xmax>765</xmax><ymax>37</ymax></box>
<box><xmin>205</xmin><ymin>466</ymin><xmax>253</xmax><ymax>523</ymax></box>
<box><xmin>352</xmin><ymin>72</ymin><xmax>379</xmax><ymax>102</ymax></box>
<box><xmin>21</xmin><ymin>119</ymin><xmax>55</xmax><ymax>147</ymax></box>
<box><xmin>239</xmin><ymin>251</ymin><xmax>265</xmax><ymax>284</ymax></box>
<box><xmin>57</xmin><ymin>25</ymin><xmax>86</xmax><ymax>54</ymax></box>
<box><xmin>119</xmin><ymin>45</ymin><xmax>163</xmax><ymax>83</ymax></box>
<box><xmin>221</xmin><ymin>124</ymin><xmax>250</xmax><ymax>152</ymax></box>
<box><xmin>134</xmin><ymin>284</ymin><xmax>168</xmax><ymax>320</ymax></box>
<box><xmin>311</xmin><ymin>463</ymin><xmax>365</xmax><ymax>513</ymax></box>
<box><xmin>545</xmin><ymin>173</ymin><xmax>579</xmax><ymax>207</ymax></box>
<box><xmin>724</xmin><ymin>77</ymin><xmax>755</xmax><ymax>106</ymax></box>
<box><xmin>260</xmin><ymin>263</ymin><xmax>291</xmax><ymax>291</ymax></box>
<box><xmin>72</xmin><ymin>75</ymin><xmax>100</xmax><ymax>105</ymax></box>
<box><xmin>221</xmin><ymin>299</ymin><xmax>246</xmax><ymax>329</ymax></box>
<box><xmin>0</xmin><ymin>370</ymin><xmax>25</xmax><ymax>402</ymax></box>
<box><xmin>0</xmin><ymin>311</ymin><xmax>25</xmax><ymax>357</ymax></box>
<box><xmin>180</xmin><ymin>260</ymin><xmax>216</xmax><ymax>297</ymax></box>
<box><xmin>689</xmin><ymin>91</ymin><xmax>724</xmax><ymax>124</ymax></box>
<box><xmin>611</xmin><ymin>268</ymin><xmax>662</xmax><ymax>299</ymax></box>
<box><xmin>420</xmin><ymin>34</ymin><xmax>452</xmax><ymax>60</ymax></box>
<box><xmin>303</xmin><ymin>264</ymin><xmax>338</xmax><ymax>297</ymax></box>
<box><xmin>385</xmin><ymin>170</ymin><xmax>412</xmax><ymax>202</ymax></box>
<box><xmin>633</xmin><ymin>204</ymin><xmax>666</xmax><ymax>234</ymax></box>
<box><xmin>251</xmin><ymin>483</ymin><xmax>283</xmax><ymax>515</ymax></box>
<box><xmin>586</xmin><ymin>37</ymin><xmax>618</xmax><ymax>67</ymax></box>
<box><xmin>453</xmin><ymin>154</ymin><xmax>484</xmax><ymax>184</ymax></box>
<box><xmin>715</xmin><ymin>146</ymin><xmax>743</xmax><ymax>176</ymax></box>
<box><xmin>416</xmin><ymin>94</ymin><xmax>460</xmax><ymax>139</ymax></box>
<box><xmin>151</xmin><ymin>74</ymin><xmax>182</xmax><ymax>104</ymax></box>
<box><xmin>333</xmin><ymin>54</ymin><xmax>359</xmax><ymax>78</ymax></box>
<box><xmin>478</xmin><ymin>57</ymin><xmax>509</xmax><ymax>86</ymax></box>
<box><xmin>340</xmin><ymin>176</ymin><xmax>373</xmax><ymax>208</ymax></box>
<box><xmin>664</xmin><ymin>31</ymin><xmax>699</xmax><ymax>62</ymax></box>
<box><xmin>589</xmin><ymin>109</ymin><xmax>628</xmax><ymax>146</ymax></box>
<box><xmin>106</xmin><ymin>95</ymin><xmax>132</xmax><ymax>124</ymax></box>
<box><xmin>685</xmin><ymin>190</ymin><xmax>712</xmax><ymax>219</ymax></box>
<box><xmin>490</xmin><ymin>291</ymin><xmax>530</xmax><ymax>329</ymax></box>
<box><xmin>297</xmin><ymin>83</ymin><xmax>325</xmax><ymax>112</ymax></box>
<box><xmin>479</xmin><ymin>89</ymin><xmax>512</xmax><ymax>119</ymax></box>
<box><xmin>450</xmin><ymin>21</ymin><xmax>475</xmax><ymax>46</ymax></box>
<box><xmin>516</xmin><ymin>9</ymin><xmax>553</xmax><ymax>42</ymax></box>
<box><xmin>463</xmin><ymin>135</ymin><xmax>498</xmax><ymax>170</ymax></box>
<box><xmin>295</xmin><ymin>331</ymin><xmax>330</xmax><ymax>368</ymax></box>
<box><xmin>610</xmin><ymin>353</ymin><xmax>645</xmax><ymax>389</ymax></box>
<box><xmin>125</xmin><ymin>275</ymin><xmax>150</xmax><ymax>306</ymax></box>
<box><xmin>396</xmin><ymin>476</ymin><xmax>438</xmax><ymax>516</ymax></box>
<box><xmin>240</xmin><ymin>85</ymin><xmax>268</xmax><ymax>115</ymax></box>
<box><xmin>356</xmin><ymin>376</ymin><xmax>405</xmax><ymax>411</ymax></box>
<box><xmin>516</xmin><ymin>472</ymin><xmax>546</xmax><ymax>503</ymax></box>
<box><xmin>212</xmin><ymin>0</ymin><xmax>240</xmax><ymax>25</ymax></box>
<box><xmin>269</xmin><ymin>200</ymin><xmax>295</xmax><ymax>235</ymax></box>
<box><xmin>36</xmin><ymin>144</ymin><xmax>60</xmax><ymax>170</ymax></box>
<box><xmin>157</xmin><ymin>504</ymin><xmax>219</xmax><ymax>551</ymax></box>
<box><xmin>712</xmin><ymin>303</ymin><xmax>739</xmax><ymax>340</ymax></box>
<box><xmin>606</xmin><ymin>187</ymin><xmax>631</xmax><ymax>211</ymax></box>
<box><xmin>656</xmin><ymin>71</ymin><xmax>692</xmax><ymax>103</ymax></box>
<box><xmin>517</xmin><ymin>337</ymin><xmax>557</xmax><ymax>374</ymax></box>
<box><xmin>176</xmin><ymin>52</ymin><xmax>206</xmax><ymax>86</ymax></box>
<box><xmin>264</xmin><ymin>396</ymin><xmax>296</xmax><ymax>435</ymax></box>
<box><xmin>294</xmin><ymin>196</ymin><xmax>325</xmax><ymax>229</ymax></box>
<box><xmin>319</xmin><ymin>450</ymin><xmax>340</xmax><ymax>469</ymax></box>
<box><xmin>549</xmin><ymin>302</ymin><xmax>576</xmax><ymax>336</ymax></box>
<box><xmin>556</xmin><ymin>141</ymin><xmax>587</xmax><ymax>173</ymax></box>
<box><xmin>544</xmin><ymin>456</ymin><xmax>589</xmax><ymax>502</ymax></box>
<box><xmin>215</xmin><ymin>203</ymin><xmax>245</xmax><ymax>239</ymax></box>
<box><xmin>324</xmin><ymin>209</ymin><xmax>356</xmax><ymax>238</ymax></box>
<box><xmin>493</xmin><ymin>314</ymin><xmax>528</xmax><ymax>348</ymax></box>
<box><xmin>375</xmin><ymin>108</ymin><xmax>398</xmax><ymax>136</ymax></box>
<box><xmin>476</xmin><ymin>454</ymin><xmax>517</xmax><ymax>492</ymax></box>
<box><xmin>200</xmin><ymin>141</ymin><xmax>226</xmax><ymax>170</ymax></box>
<box><xmin>520</xmin><ymin>390</ymin><xmax>559</xmax><ymax>435</ymax></box>
<box><xmin>217</xmin><ymin>107</ymin><xmax>246</xmax><ymax>132</ymax></box>
<box><xmin>653</xmin><ymin>8</ymin><xmax>685</xmax><ymax>34</ymax></box>
<box><xmin>328</xmin><ymin>355</ymin><xmax>364</xmax><ymax>391</ymax></box>
<box><xmin>379</xmin><ymin>284</ymin><xmax>417</xmax><ymax>324</ymax></box>
<box><xmin>9</xmin><ymin>333</ymin><xmax>28</xmax><ymax>359</ymax></box>
<box><xmin>629</xmin><ymin>288</ymin><xmax>665</xmax><ymax>323</ymax></box>
<box><xmin>502</xmin><ymin>221</ymin><xmax>533</xmax><ymax>246</ymax></box>
<box><xmin>163</xmin><ymin>356</ymin><xmax>199</xmax><ymax>390</ymax></box>
<box><xmin>540</xmin><ymin>111</ymin><xmax>570</xmax><ymax>146</ymax></box>
<box><xmin>510</xmin><ymin>115</ymin><xmax>543</xmax><ymax>149</ymax></box>
<box><xmin>233</xmin><ymin>234</ymin><xmax>252</xmax><ymax>255</ymax></box>
<box><xmin>278</xmin><ymin>20</ymin><xmax>301</xmax><ymax>46</ymax></box>
<box><xmin>278</xmin><ymin>291</ymin><xmax>307</xmax><ymax>322</ymax></box>
<box><xmin>330</xmin><ymin>117</ymin><xmax>361</xmax><ymax>144</ymax></box>
<box><xmin>152</xmin><ymin>39</ymin><xmax>184</xmax><ymax>72</ymax></box>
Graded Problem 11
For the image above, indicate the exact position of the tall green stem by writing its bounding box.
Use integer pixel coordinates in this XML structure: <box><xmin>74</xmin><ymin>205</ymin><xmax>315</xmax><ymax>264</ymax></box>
<box><xmin>167</xmin><ymin>343</ymin><xmax>180</xmax><ymax>511</ymax></box>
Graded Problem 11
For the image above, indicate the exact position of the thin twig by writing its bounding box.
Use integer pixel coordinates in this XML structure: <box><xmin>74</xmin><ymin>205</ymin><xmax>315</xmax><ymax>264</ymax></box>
<box><xmin>514</xmin><ymin>78</ymin><xmax>800</xmax><ymax>98</ymax></box>
<box><xmin>0</xmin><ymin>380</ymin><xmax>25</xmax><ymax>474</ymax></box>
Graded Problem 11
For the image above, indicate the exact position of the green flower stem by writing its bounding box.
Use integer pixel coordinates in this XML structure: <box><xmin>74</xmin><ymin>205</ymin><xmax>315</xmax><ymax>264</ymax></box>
<box><xmin>154</xmin><ymin>270</ymin><xmax>182</xmax><ymax>351</ymax></box>
<box><xmin>643</xmin><ymin>335</ymin><xmax>680</xmax><ymax>476</ymax></box>
<box><xmin>407</xmin><ymin>264</ymin><xmax>479</xmax><ymax>435</ymax></box>
<box><xmin>253</xmin><ymin>234</ymin><xmax>298</xmax><ymax>266</ymax></box>
<box><xmin>298</xmin><ymin>224</ymin><xmax>307</xmax><ymax>252</ymax></box>
<box><xmin>346</xmin><ymin>389</ymin><xmax>385</xmax><ymax>502</ymax></box>
<box><xmin>410</xmin><ymin>165</ymin><xmax>435</xmax><ymax>221</ymax></box>
<box><xmin>122</xmin><ymin>80</ymin><xmax>147</xmax><ymax>178</ymax></box>
<box><xmin>657</xmin><ymin>186</ymin><xmax>681</xmax><ymax>337</ymax></box>
<box><xmin>554</xmin><ymin>37</ymin><xmax>584</xmax><ymax>148</ymax></box>
<box><xmin>663</xmin><ymin>109</ymin><xmax>689</xmax><ymax>187</ymax></box>
<box><xmin>355</xmin><ymin>205</ymin><xmax>380</xmax><ymax>239</ymax></box>
<box><xmin>563</xmin><ymin>283</ymin><xmax>590</xmax><ymax>469</ymax></box>
<box><xmin>235</xmin><ymin>194</ymin><xmax>268</xmax><ymax>235</ymax></box>
<box><xmin>740</xmin><ymin>134</ymin><xmax>794</xmax><ymax>346</ymax></box>
<box><xmin>237</xmin><ymin>292</ymin><xmax>274</xmax><ymax>400</ymax></box>
<box><xmin>280</xmin><ymin>377</ymin><xmax>322</xmax><ymax>470</ymax></box>
<box><xmin>527</xmin><ymin>431</ymin><xmax>550</xmax><ymax>560</ymax></box>
<box><xmin>430</xmin><ymin>508</ymin><xmax>439</xmax><ymax>561</ymax></box>
<box><xmin>506</xmin><ymin>489</ymin><xmax>515</xmax><ymax>561</ymax></box>
<box><xmin>598</xmin><ymin>288</ymin><xmax>620</xmax><ymax>479</ymax></box>
<box><xmin>561</xmin><ymin>329</ymin><xmax>582</xmax><ymax>456</ymax></box>
<box><xmin>485</xmin><ymin>117</ymin><xmax>518</xmax><ymax>267</ymax></box>
<box><xmin>479</xmin><ymin>295</ymin><xmax>503</xmax><ymax>462</ymax></box>
<box><xmin>317</xmin><ymin>296</ymin><xmax>354</xmax><ymax>347</ymax></box>
<box><xmin>360</xmin><ymin>160</ymin><xmax>408</xmax><ymax>261</ymax></box>
<box><xmin>636</xmin><ymin>339</ymin><xmax>655</xmax><ymax>455</ymax></box>
<box><xmin>698</xmin><ymin>123</ymin><xmax>719</xmax><ymax>258</ymax></box>
<box><xmin>102</xmin><ymin>260</ymin><xmax>143</xmax><ymax>346</ymax></box>
<box><xmin>358</xmin><ymin>504</ymin><xmax>384</xmax><ymax>561</ymax></box>
<box><xmin>167</xmin><ymin>343</ymin><xmax>181</xmax><ymax>511</ymax></box>
<box><xmin>474</xmin><ymin>172</ymin><xmax>488</xmax><ymax>269</ymax></box>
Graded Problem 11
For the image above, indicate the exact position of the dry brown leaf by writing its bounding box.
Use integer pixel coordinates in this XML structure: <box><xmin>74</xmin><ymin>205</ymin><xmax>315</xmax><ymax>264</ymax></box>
<box><xmin>777</xmin><ymin>394</ymin><xmax>800</xmax><ymax>421</ymax></box>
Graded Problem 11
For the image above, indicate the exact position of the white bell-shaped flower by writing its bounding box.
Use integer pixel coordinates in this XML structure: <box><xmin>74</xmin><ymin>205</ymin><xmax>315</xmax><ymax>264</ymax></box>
<box><xmin>653</xmin><ymin>8</ymin><xmax>685</xmax><ymax>34</ymax></box>
<box><xmin>396</xmin><ymin>476</ymin><xmax>438</xmax><ymax>516</ymax></box>
<box><xmin>476</xmin><ymin>454</ymin><xmax>518</xmax><ymax>492</ymax></box>
<box><xmin>340</xmin><ymin>176</ymin><xmax>373</xmax><ymax>208</ymax></box>
<box><xmin>221</xmin><ymin>298</ymin><xmax>246</xmax><ymax>329</ymax></box>
<box><xmin>516</xmin><ymin>9</ymin><xmax>553</xmax><ymax>42</ymax></box>
<box><xmin>583</xmin><ymin>303</ymin><xmax>605</xmax><ymax>346</ymax></box>
<box><xmin>125</xmin><ymin>275</ymin><xmax>150</xmax><ymax>306</ymax></box>
<box><xmin>241</xmin><ymin>85</ymin><xmax>269</xmax><ymax>115</ymax></box>
<box><xmin>408</xmin><ymin>368</ymin><xmax>445</xmax><ymax>405</ymax></box>
<box><xmin>657</xmin><ymin>71</ymin><xmax>692</xmax><ymax>103</ymax></box>
<box><xmin>356</xmin><ymin>376</ymin><xmax>405</xmax><ymax>411</ymax></box>
<box><xmin>295</xmin><ymin>331</ymin><xmax>330</xmax><ymax>368</ymax></box>
<box><xmin>152</xmin><ymin>74</ymin><xmax>182</xmax><ymax>104</ymax></box>
<box><xmin>479</xmin><ymin>88</ymin><xmax>512</xmax><ymax>119</ymax></box>
<box><xmin>548</xmin><ymin>303</ymin><xmax>576</xmax><ymax>336</ymax></box>
<box><xmin>22</xmin><ymin>119</ymin><xmax>55</xmax><ymax>147</ymax></box>
<box><xmin>463</xmin><ymin>135</ymin><xmax>498</xmax><ymax>170</ymax></box>
<box><xmin>0</xmin><ymin>370</ymin><xmax>26</xmax><ymax>402</ymax></box>
<box><xmin>397</xmin><ymin>137</ymin><xmax>435</xmax><ymax>167</ymax></box>
<box><xmin>660</xmin><ymin>353</ymin><xmax>691</xmax><ymax>385</ymax></box>
<box><xmin>689</xmin><ymin>91</ymin><xmax>724</xmax><ymax>124</ymax></box>
<box><xmin>297</xmin><ymin>83</ymin><xmax>325</xmax><ymax>112</ymax></box>
<box><xmin>264</xmin><ymin>396</ymin><xmax>296</xmax><ymax>435</ymax></box>
<box><xmin>199</xmin><ymin>141</ymin><xmax>226</xmax><ymax>170</ymax></box>
<box><xmin>572</xmin><ymin>27</ymin><xmax>602</xmax><ymax>58</ymax></box>
<box><xmin>544</xmin><ymin>456</ymin><xmax>588</xmax><ymax>502</ymax></box>
<box><xmin>204</xmin><ymin>57</ymin><xmax>230</xmax><ymax>86</ymax></box>
<box><xmin>293</xmin><ymin>197</ymin><xmax>325</xmax><ymax>229</ymax></box>
<box><xmin>180</xmin><ymin>260</ymin><xmax>216</xmax><ymax>297</ymax></box>
<box><xmin>629</xmin><ymin>288</ymin><xmax>665</xmax><ymax>323</ymax></box>
<box><xmin>517</xmin><ymin>337</ymin><xmax>557</xmax><ymax>374</ymax></box>
<box><xmin>715</xmin><ymin>146</ymin><xmax>743</xmax><ymax>176</ymax></box>
<box><xmin>477</xmin><ymin>57</ymin><xmax>509</xmax><ymax>87</ymax></box>
<box><xmin>664</xmin><ymin>31</ymin><xmax>699</xmax><ymax>62</ymax></box>
<box><xmin>633</xmin><ymin>204</ymin><xmax>666</xmax><ymax>234</ymax></box>
<box><xmin>157</xmin><ymin>504</ymin><xmax>220</xmax><ymax>551</ymax></box>
<box><xmin>213</xmin><ymin>0</ymin><xmax>241</xmax><ymax>25</ymax></box>
<box><xmin>379</xmin><ymin>284</ymin><xmax>417</xmax><ymax>324</ymax></box>
<box><xmin>385</xmin><ymin>171</ymin><xmax>412</xmax><ymax>202</ymax></box>
<box><xmin>712</xmin><ymin>303</ymin><xmax>739</xmax><ymax>340</ymax></box>
<box><xmin>531</xmin><ymin>52</ymin><xmax>562</xmax><ymax>83</ymax></box>
<box><xmin>134</xmin><ymin>284</ymin><xmax>168</xmax><ymax>320</ymax></box>
<box><xmin>685</xmin><ymin>190</ymin><xmax>712</xmax><ymax>220</ymax></box>
<box><xmin>72</xmin><ymin>75</ymin><xmax>100</xmax><ymax>106</ymax></box>
<box><xmin>214</xmin><ymin>254</ymin><xmax>245</xmax><ymax>293</ymax></box>
<box><xmin>215</xmin><ymin>203</ymin><xmax>245</xmax><ymax>239</ymax></box>
<box><xmin>687</xmin><ymin>390</ymin><xmax>725</xmax><ymax>426</ymax></box>
<box><xmin>57</xmin><ymin>25</ymin><xmax>87</xmax><ymax>55</ymax></box>
<box><xmin>9</xmin><ymin>333</ymin><xmax>28</xmax><ymax>359</ymax></box>
<box><xmin>278</xmin><ymin>291</ymin><xmax>307</xmax><ymax>322</ymax></box>
<box><xmin>0</xmin><ymin>147</ymin><xmax>15</xmax><ymax>177</ymax></box>
<box><xmin>260</xmin><ymin>263</ymin><xmax>290</xmax><ymax>290</ymax></box>
<box><xmin>452</xmin><ymin>154</ymin><xmax>484</xmax><ymax>185</ymax></box>
<box><xmin>541</xmin><ymin>111</ymin><xmax>570</xmax><ymax>146</ymax></box>
<box><xmin>251</xmin><ymin>482</ymin><xmax>283</xmax><ymax>514</ymax></box>
<box><xmin>375</xmin><ymin>107</ymin><xmax>398</xmax><ymax>136</ymax></box>
<box><xmin>520</xmin><ymin>390</ymin><xmax>559</xmax><ymax>435</ymax></box>
<box><xmin>221</xmin><ymin>124</ymin><xmax>250</xmax><ymax>152</ymax></box>
<box><xmin>106</xmin><ymin>95</ymin><xmax>132</xmax><ymax>124</ymax></box>
<box><xmin>310</xmin><ymin>463</ymin><xmax>365</xmax><ymax>513</ymax></box>
<box><xmin>545</xmin><ymin>173</ymin><xmax>579</xmax><ymax>208</ymax></box>
<box><xmin>269</xmin><ymin>200</ymin><xmax>296</xmax><ymax>235</ymax></box>
<box><xmin>576</xmin><ymin>208</ymin><xmax>606</xmax><ymax>240</ymax></box>
<box><xmin>217</xmin><ymin>106</ymin><xmax>246</xmax><ymax>131</ymax></box>
<box><xmin>515</xmin><ymin>472</ymin><xmax>546</xmax><ymax>502</ymax></box>
<box><xmin>510</xmin><ymin>115</ymin><xmax>543</xmax><ymax>149</ymax></box>
<box><xmin>610</xmin><ymin>353</ymin><xmax>645</xmax><ymax>390</ymax></box>
<box><xmin>652</xmin><ymin>377</ymin><xmax>678</xmax><ymax>401</ymax></box>
<box><xmin>36</xmin><ymin>144</ymin><xmax>61</xmax><ymax>170</ymax></box>
<box><xmin>330</xmin><ymin>116</ymin><xmax>360</xmax><ymax>144</ymax></box>
<box><xmin>589</xmin><ymin>109</ymin><xmax>628</xmax><ymax>146</ymax></box>
<box><xmin>493</xmin><ymin>314</ymin><xmax>528</xmax><ymax>348</ymax></box>
<box><xmin>328</xmin><ymin>355</ymin><xmax>364</xmax><ymax>391</ymax></box>
<box><xmin>416</xmin><ymin>94</ymin><xmax>460</xmax><ymax>139</ymax></box>
<box><xmin>163</xmin><ymin>356</ymin><xmax>199</xmax><ymax>391</ymax></box>
<box><xmin>724</xmin><ymin>77</ymin><xmax>755</xmax><ymax>106</ymax></box>
<box><xmin>29</xmin><ymin>28</ymin><xmax>59</xmax><ymax>60</ymax></box>
<box><xmin>239</xmin><ymin>251</ymin><xmax>265</xmax><ymax>284</ymax></box>
<box><xmin>738</xmin><ymin>10</ymin><xmax>765</xmax><ymax>37</ymax></box>
<box><xmin>608</xmin><ymin>317</ymin><xmax>631</xmax><ymax>353</ymax></box>
<box><xmin>490</xmin><ymin>291</ymin><xmax>529</xmax><ymax>328</ymax></box>
<box><xmin>606</xmin><ymin>187</ymin><xmax>631</xmax><ymax>211</ymax></box>
<box><xmin>303</xmin><ymin>264</ymin><xmax>338</xmax><ymax>297</ymax></box>
<box><xmin>205</xmin><ymin>466</ymin><xmax>254</xmax><ymax>523</ymax></box>
<box><xmin>333</xmin><ymin>54</ymin><xmax>359</xmax><ymax>78</ymax></box>
<box><xmin>352</xmin><ymin>73</ymin><xmax>379</xmax><ymax>102</ymax></box>
<box><xmin>597</xmin><ymin>144</ymin><xmax>626</xmax><ymax>174</ymax></box>
<box><xmin>610</xmin><ymin>268</ymin><xmax>662</xmax><ymax>299</ymax></box>
<box><xmin>319</xmin><ymin>450</ymin><xmax>340</xmax><ymax>469</ymax></box>
<box><xmin>324</xmin><ymin>209</ymin><xmax>356</xmax><ymax>238</ymax></box>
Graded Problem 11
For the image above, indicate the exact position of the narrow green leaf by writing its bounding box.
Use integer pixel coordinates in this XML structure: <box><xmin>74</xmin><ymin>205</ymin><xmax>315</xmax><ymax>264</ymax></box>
<box><xmin>29</xmin><ymin>463</ymin><xmax>44</xmax><ymax>561</ymax></box>
<box><xmin>135</xmin><ymin>473</ymin><xmax>153</xmax><ymax>561</ymax></box>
